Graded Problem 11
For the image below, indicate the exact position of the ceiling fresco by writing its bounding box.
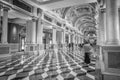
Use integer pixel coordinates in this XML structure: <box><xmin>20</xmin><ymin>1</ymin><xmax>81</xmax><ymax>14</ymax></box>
<box><xmin>52</xmin><ymin>2</ymin><xmax>97</xmax><ymax>36</ymax></box>
<box><xmin>26</xmin><ymin>0</ymin><xmax>97</xmax><ymax>38</ymax></box>
<box><xmin>31</xmin><ymin>0</ymin><xmax>63</xmax><ymax>5</ymax></box>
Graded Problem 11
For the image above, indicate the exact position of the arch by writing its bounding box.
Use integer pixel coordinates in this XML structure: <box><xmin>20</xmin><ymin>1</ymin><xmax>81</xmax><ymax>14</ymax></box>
<box><xmin>64</xmin><ymin>3</ymin><xmax>96</xmax><ymax>27</ymax></box>
<box><xmin>78</xmin><ymin>22</ymin><xmax>96</xmax><ymax>34</ymax></box>
<box><xmin>74</xmin><ymin>14</ymin><xmax>95</xmax><ymax>26</ymax></box>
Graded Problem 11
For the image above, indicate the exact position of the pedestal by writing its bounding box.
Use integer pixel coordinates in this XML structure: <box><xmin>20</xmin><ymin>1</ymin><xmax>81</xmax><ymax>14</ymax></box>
<box><xmin>101</xmin><ymin>46</ymin><xmax>120</xmax><ymax>80</ymax></box>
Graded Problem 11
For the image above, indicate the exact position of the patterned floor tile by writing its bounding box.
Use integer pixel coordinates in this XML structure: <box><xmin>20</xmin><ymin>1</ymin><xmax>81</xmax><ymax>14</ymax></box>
<box><xmin>41</xmin><ymin>72</ymin><xmax>48</xmax><ymax>78</ymax></box>
<box><xmin>73</xmin><ymin>69</ymin><xmax>86</xmax><ymax>76</ymax></box>
<box><xmin>0</xmin><ymin>68</ymin><xmax>7</xmax><ymax>73</ymax></box>
<box><xmin>70</xmin><ymin>65</ymin><xmax>80</xmax><ymax>70</ymax></box>
<box><xmin>60</xmin><ymin>65</ymin><xmax>68</xmax><ymax>69</ymax></box>
<box><xmin>78</xmin><ymin>63</ymin><xmax>88</xmax><ymax>67</ymax></box>
<box><xmin>57</xmin><ymin>74</ymin><xmax>64</xmax><ymax>80</ymax></box>
<box><xmin>0</xmin><ymin>75</ymin><xmax>8</xmax><ymax>80</ymax></box>
<box><xmin>77</xmin><ymin>75</ymin><xmax>93</xmax><ymax>80</ymax></box>
<box><xmin>4</xmin><ymin>69</ymin><xmax>17</xmax><ymax>76</ymax></box>
<box><xmin>29</xmin><ymin>74</ymin><xmax>43</xmax><ymax>80</ymax></box>
<box><xmin>34</xmin><ymin>68</ymin><xmax>45</xmax><ymax>74</ymax></box>
<box><xmin>23</xmin><ymin>66</ymin><xmax>33</xmax><ymax>72</ymax></box>
<box><xmin>44</xmin><ymin>76</ymin><xmax>58</xmax><ymax>80</ymax></box>
<box><xmin>60</xmin><ymin>68</ymin><xmax>71</xmax><ymax>74</ymax></box>
<box><xmin>47</xmin><ymin>71</ymin><xmax>59</xmax><ymax>78</ymax></box>
<box><xmin>49</xmin><ymin>64</ymin><xmax>57</xmax><ymax>67</ymax></box>
<box><xmin>61</xmin><ymin>73</ymin><xmax>75</xmax><ymax>80</ymax></box>
<box><xmin>56</xmin><ymin>69</ymin><xmax>62</xmax><ymax>74</ymax></box>
<box><xmin>15</xmin><ymin>71</ymin><xmax>29</xmax><ymax>79</ymax></box>
<box><xmin>0</xmin><ymin>50</ymin><xmax>97</xmax><ymax>80</ymax></box>
<box><xmin>83</xmin><ymin>67</ymin><xmax>95</xmax><ymax>72</ymax></box>
<box><xmin>13</xmin><ymin>64</ymin><xmax>24</xmax><ymax>70</ymax></box>
<box><xmin>70</xmin><ymin>71</ymin><xmax>77</xmax><ymax>76</ymax></box>
<box><xmin>59</xmin><ymin>63</ymin><xmax>66</xmax><ymax>66</ymax></box>
<box><xmin>48</xmin><ymin>66</ymin><xmax>58</xmax><ymax>71</ymax></box>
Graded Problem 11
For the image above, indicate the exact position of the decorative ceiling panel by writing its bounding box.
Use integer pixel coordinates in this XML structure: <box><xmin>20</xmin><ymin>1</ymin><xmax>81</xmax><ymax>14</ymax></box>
<box><xmin>31</xmin><ymin>0</ymin><xmax>63</xmax><ymax>5</ymax></box>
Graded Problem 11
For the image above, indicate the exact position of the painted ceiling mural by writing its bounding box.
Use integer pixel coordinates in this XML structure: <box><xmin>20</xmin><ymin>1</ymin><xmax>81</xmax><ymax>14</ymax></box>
<box><xmin>31</xmin><ymin>0</ymin><xmax>63</xmax><ymax>5</ymax></box>
<box><xmin>52</xmin><ymin>2</ymin><xmax>97</xmax><ymax>37</ymax></box>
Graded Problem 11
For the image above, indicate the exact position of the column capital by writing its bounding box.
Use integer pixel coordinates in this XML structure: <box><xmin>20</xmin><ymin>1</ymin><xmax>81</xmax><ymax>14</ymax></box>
<box><xmin>100</xmin><ymin>8</ymin><xmax>106</xmax><ymax>13</ymax></box>
<box><xmin>97</xmin><ymin>0</ymin><xmax>105</xmax><ymax>8</ymax></box>
<box><xmin>32</xmin><ymin>17</ymin><xmax>37</xmax><ymax>22</ymax></box>
<box><xmin>0</xmin><ymin>5</ymin><xmax>3</xmax><ymax>9</ymax></box>
<box><xmin>3</xmin><ymin>6</ymin><xmax>10</xmax><ymax>11</ymax></box>
<box><xmin>52</xmin><ymin>26</ymin><xmax>57</xmax><ymax>30</ymax></box>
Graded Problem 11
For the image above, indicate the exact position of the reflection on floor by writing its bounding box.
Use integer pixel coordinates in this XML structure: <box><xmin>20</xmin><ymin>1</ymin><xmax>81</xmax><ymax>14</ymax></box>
<box><xmin>0</xmin><ymin>50</ymin><xmax>97</xmax><ymax>80</ymax></box>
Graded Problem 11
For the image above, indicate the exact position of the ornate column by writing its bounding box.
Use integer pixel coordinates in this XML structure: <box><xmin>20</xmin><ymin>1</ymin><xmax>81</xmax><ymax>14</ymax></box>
<box><xmin>26</xmin><ymin>18</ymin><xmax>37</xmax><ymax>51</ymax></box>
<box><xmin>97</xmin><ymin>8</ymin><xmax>106</xmax><ymax>45</ymax></box>
<box><xmin>62</xmin><ymin>30</ymin><xmax>65</xmax><ymax>44</ymax></box>
<box><xmin>37</xmin><ymin>11</ymin><xmax>43</xmax><ymax>45</ymax></box>
<box><xmin>68</xmin><ymin>34</ymin><xmax>71</xmax><ymax>43</ymax></box>
<box><xmin>27</xmin><ymin>19</ymin><xmax>36</xmax><ymax>44</ymax></box>
<box><xmin>72</xmin><ymin>34</ymin><xmax>75</xmax><ymax>43</ymax></box>
<box><xmin>31</xmin><ymin>7</ymin><xmax>37</xmax><ymax>44</ymax></box>
<box><xmin>106</xmin><ymin>0</ymin><xmax>120</xmax><ymax>45</ymax></box>
<box><xmin>2</xmin><ymin>7</ymin><xmax>9</xmax><ymax>44</ymax></box>
<box><xmin>37</xmin><ymin>15</ymin><xmax>44</xmax><ymax>53</ymax></box>
<box><xmin>62</xmin><ymin>29</ymin><xmax>66</xmax><ymax>50</ymax></box>
<box><xmin>56</xmin><ymin>31</ymin><xmax>62</xmax><ymax>44</ymax></box>
<box><xmin>37</xmin><ymin>18</ymin><xmax>43</xmax><ymax>44</ymax></box>
<box><xmin>26</xmin><ymin>20</ymin><xmax>31</xmax><ymax>44</ymax></box>
<box><xmin>31</xmin><ymin>19</ymin><xmax>36</xmax><ymax>44</ymax></box>
<box><xmin>0</xmin><ymin>5</ymin><xmax>2</xmax><ymax>28</ymax></box>
<box><xmin>52</xmin><ymin>28</ymin><xmax>58</xmax><ymax>53</ymax></box>
<box><xmin>100</xmin><ymin>1</ymin><xmax>120</xmax><ymax>79</ymax></box>
<box><xmin>52</xmin><ymin>28</ymin><xmax>57</xmax><ymax>44</ymax></box>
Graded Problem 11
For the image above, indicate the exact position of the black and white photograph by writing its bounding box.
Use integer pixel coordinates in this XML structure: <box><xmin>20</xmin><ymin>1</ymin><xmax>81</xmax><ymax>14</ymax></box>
<box><xmin>0</xmin><ymin>0</ymin><xmax>120</xmax><ymax>80</ymax></box>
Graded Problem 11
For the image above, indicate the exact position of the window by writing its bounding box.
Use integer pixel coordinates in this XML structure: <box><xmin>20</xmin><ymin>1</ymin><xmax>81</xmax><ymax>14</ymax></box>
<box><xmin>13</xmin><ymin>0</ymin><xmax>33</xmax><ymax>12</ymax></box>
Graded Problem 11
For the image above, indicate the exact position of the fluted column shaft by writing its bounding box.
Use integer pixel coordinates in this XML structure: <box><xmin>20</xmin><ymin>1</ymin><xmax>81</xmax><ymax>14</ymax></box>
<box><xmin>106</xmin><ymin>0</ymin><xmax>120</xmax><ymax>45</ymax></box>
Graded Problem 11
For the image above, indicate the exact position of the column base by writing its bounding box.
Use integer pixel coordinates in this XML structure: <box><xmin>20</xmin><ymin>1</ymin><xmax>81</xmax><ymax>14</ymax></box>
<box><xmin>1</xmin><ymin>42</ymin><xmax>8</xmax><ymax>44</ymax></box>
<box><xmin>105</xmin><ymin>41</ymin><xmax>120</xmax><ymax>45</ymax></box>
<box><xmin>101</xmin><ymin>46</ymin><xmax>120</xmax><ymax>77</ymax></box>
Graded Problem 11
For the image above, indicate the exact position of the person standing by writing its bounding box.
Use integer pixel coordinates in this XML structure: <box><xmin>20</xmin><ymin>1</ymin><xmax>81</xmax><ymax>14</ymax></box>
<box><xmin>71</xmin><ymin>42</ymin><xmax>74</xmax><ymax>52</ymax></box>
<box><xmin>83</xmin><ymin>43</ymin><xmax>91</xmax><ymax>64</ymax></box>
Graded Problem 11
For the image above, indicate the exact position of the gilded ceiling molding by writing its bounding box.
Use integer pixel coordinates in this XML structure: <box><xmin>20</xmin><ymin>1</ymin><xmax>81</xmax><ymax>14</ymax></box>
<box><xmin>64</xmin><ymin>4</ymin><xmax>96</xmax><ymax>27</ymax></box>
<box><xmin>77</xmin><ymin>22</ymin><xmax>96</xmax><ymax>34</ymax></box>
<box><xmin>51</xmin><ymin>3</ymin><xmax>97</xmax><ymax>36</ymax></box>
<box><xmin>31</xmin><ymin>0</ymin><xmax>63</xmax><ymax>5</ymax></box>
<box><xmin>52</xmin><ymin>8</ymin><xmax>65</xmax><ymax>18</ymax></box>
<box><xmin>61</xmin><ymin>7</ymin><xmax>70</xmax><ymax>19</ymax></box>
<box><xmin>76</xmin><ymin>21</ymin><xmax>95</xmax><ymax>29</ymax></box>
<box><xmin>74</xmin><ymin>14</ymin><xmax>95</xmax><ymax>27</ymax></box>
<box><xmin>79</xmin><ymin>25</ymin><xmax>96</xmax><ymax>35</ymax></box>
<box><xmin>77</xmin><ymin>22</ymin><xmax>96</xmax><ymax>30</ymax></box>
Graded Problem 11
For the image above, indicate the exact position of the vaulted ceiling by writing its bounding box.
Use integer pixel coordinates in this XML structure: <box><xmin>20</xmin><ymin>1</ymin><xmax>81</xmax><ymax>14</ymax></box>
<box><xmin>51</xmin><ymin>2</ymin><xmax>97</xmax><ymax>36</ymax></box>
<box><xmin>23</xmin><ymin>0</ymin><xmax>97</xmax><ymax>37</ymax></box>
<box><xmin>24</xmin><ymin>0</ymin><xmax>97</xmax><ymax>10</ymax></box>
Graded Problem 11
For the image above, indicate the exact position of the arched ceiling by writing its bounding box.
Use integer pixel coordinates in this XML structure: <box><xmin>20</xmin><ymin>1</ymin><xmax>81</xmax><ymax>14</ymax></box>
<box><xmin>23</xmin><ymin>0</ymin><xmax>98</xmax><ymax>38</ymax></box>
<box><xmin>27</xmin><ymin>0</ymin><xmax>97</xmax><ymax>10</ymax></box>
<box><xmin>52</xmin><ymin>3</ymin><xmax>97</xmax><ymax>36</ymax></box>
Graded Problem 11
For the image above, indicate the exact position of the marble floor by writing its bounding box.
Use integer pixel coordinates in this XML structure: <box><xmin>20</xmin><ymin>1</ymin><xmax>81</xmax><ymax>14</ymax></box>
<box><xmin>0</xmin><ymin>50</ymin><xmax>97</xmax><ymax>80</ymax></box>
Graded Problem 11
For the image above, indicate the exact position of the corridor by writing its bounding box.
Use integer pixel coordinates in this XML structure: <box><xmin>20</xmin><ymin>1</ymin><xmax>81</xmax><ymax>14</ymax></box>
<box><xmin>1</xmin><ymin>0</ymin><xmax>120</xmax><ymax>80</ymax></box>
<box><xmin>0</xmin><ymin>50</ymin><xmax>96</xmax><ymax>80</ymax></box>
